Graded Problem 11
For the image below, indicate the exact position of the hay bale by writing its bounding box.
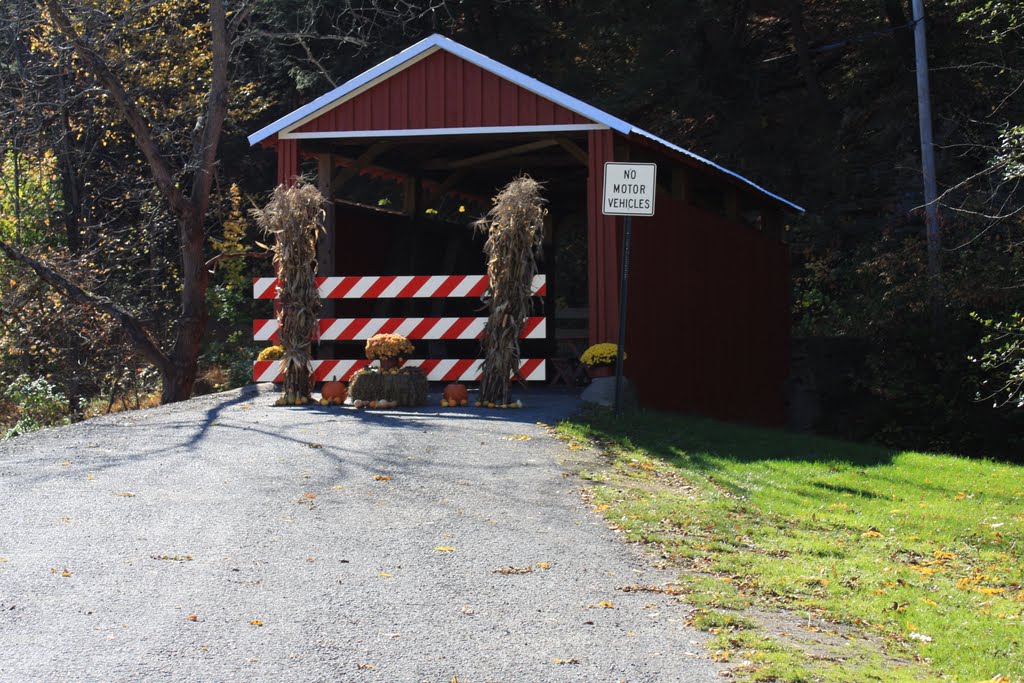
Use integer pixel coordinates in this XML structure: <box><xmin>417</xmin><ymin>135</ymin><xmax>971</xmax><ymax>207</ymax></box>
<box><xmin>348</xmin><ymin>367</ymin><xmax>428</xmax><ymax>406</ymax></box>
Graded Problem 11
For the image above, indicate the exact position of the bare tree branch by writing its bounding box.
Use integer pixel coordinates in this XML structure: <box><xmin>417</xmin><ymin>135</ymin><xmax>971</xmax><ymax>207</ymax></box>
<box><xmin>0</xmin><ymin>237</ymin><xmax>169</xmax><ymax>371</ymax></box>
<box><xmin>205</xmin><ymin>250</ymin><xmax>271</xmax><ymax>268</ymax></box>
<box><xmin>38</xmin><ymin>0</ymin><xmax>190</xmax><ymax>219</ymax></box>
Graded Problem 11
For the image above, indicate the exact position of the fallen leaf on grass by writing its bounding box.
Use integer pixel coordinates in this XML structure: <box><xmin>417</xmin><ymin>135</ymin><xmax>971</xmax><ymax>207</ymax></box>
<box><xmin>306</xmin><ymin>442</ymin><xmax>322</xmax><ymax>449</ymax></box>
<box><xmin>186</xmin><ymin>615</ymin><xmax>199</xmax><ymax>622</ymax></box>
<box><xmin>303</xmin><ymin>493</ymin><xmax>317</xmax><ymax>499</ymax></box>
<box><xmin>382</xmin><ymin>633</ymin><xmax>401</xmax><ymax>638</ymax></box>
<box><xmin>435</xmin><ymin>546</ymin><xmax>456</xmax><ymax>552</ymax></box>
<box><xmin>377</xmin><ymin>573</ymin><xmax>393</xmax><ymax>578</ymax></box>
<box><xmin>862</xmin><ymin>529</ymin><xmax>883</xmax><ymax>538</ymax></box>
<box><xmin>51</xmin><ymin>568</ymin><xmax>72</xmax><ymax>577</ymax></box>
<box><xmin>250</xmin><ymin>619</ymin><xmax>263</xmax><ymax>626</ymax></box>
<box><xmin>535</xmin><ymin>562</ymin><xmax>552</xmax><ymax>569</ymax></box>
<box><xmin>114</xmin><ymin>492</ymin><xmax>136</xmax><ymax>498</ymax></box>
<box><xmin>151</xmin><ymin>555</ymin><xmax>192</xmax><ymax>561</ymax></box>
<box><xmin>617</xmin><ymin>584</ymin><xmax>686</xmax><ymax>596</ymax></box>
<box><xmin>552</xmin><ymin>658</ymin><xmax>580</xmax><ymax>665</ymax></box>
<box><xmin>356</xmin><ymin>663</ymin><xmax>375</xmax><ymax>670</ymax></box>
<box><xmin>589</xmin><ymin>601</ymin><xmax>615</xmax><ymax>609</ymax></box>
<box><xmin>506</xmin><ymin>434</ymin><xmax>531</xmax><ymax>441</ymax></box>
<box><xmin>921</xmin><ymin>598</ymin><xmax>938</xmax><ymax>606</ymax></box>
<box><xmin>373</xmin><ymin>475</ymin><xmax>392</xmax><ymax>481</ymax></box>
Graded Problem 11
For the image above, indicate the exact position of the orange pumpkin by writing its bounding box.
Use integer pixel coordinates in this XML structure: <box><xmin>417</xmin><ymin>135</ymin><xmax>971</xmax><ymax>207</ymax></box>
<box><xmin>443</xmin><ymin>383</ymin><xmax>469</xmax><ymax>403</ymax></box>
<box><xmin>321</xmin><ymin>381</ymin><xmax>347</xmax><ymax>403</ymax></box>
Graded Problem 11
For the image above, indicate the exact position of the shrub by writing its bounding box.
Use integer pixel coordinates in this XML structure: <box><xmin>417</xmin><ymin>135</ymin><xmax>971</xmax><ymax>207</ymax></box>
<box><xmin>2</xmin><ymin>374</ymin><xmax>69</xmax><ymax>439</ymax></box>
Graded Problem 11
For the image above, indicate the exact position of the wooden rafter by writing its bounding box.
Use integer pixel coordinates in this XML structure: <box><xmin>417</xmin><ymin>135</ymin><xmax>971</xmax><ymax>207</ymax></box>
<box><xmin>423</xmin><ymin>139</ymin><xmax>559</xmax><ymax>170</ymax></box>
<box><xmin>555</xmin><ymin>137</ymin><xmax>588</xmax><ymax>165</ymax></box>
<box><xmin>424</xmin><ymin>170</ymin><xmax>467</xmax><ymax>208</ymax></box>
<box><xmin>330</xmin><ymin>141</ymin><xmax>394</xmax><ymax>194</ymax></box>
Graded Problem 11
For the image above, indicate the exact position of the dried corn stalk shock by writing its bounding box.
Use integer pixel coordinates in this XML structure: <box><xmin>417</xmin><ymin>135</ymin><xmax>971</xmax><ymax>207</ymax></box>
<box><xmin>251</xmin><ymin>181</ymin><xmax>325</xmax><ymax>402</ymax></box>
<box><xmin>474</xmin><ymin>176</ymin><xmax>546</xmax><ymax>406</ymax></box>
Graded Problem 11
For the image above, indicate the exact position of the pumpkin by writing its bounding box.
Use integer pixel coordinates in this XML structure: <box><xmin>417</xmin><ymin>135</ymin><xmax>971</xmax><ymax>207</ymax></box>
<box><xmin>321</xmin><ymin>381</ymin><xmax>347</xmax><ymax>404</ymax></box>
<box><xmin>443</xmin><ymin>383</ymin><xmax>469</xmax><ymax>404</ymax></box>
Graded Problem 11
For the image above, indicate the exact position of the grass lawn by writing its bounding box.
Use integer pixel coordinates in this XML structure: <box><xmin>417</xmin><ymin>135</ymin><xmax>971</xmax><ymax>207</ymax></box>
<box><xmin>559</xmin><ymin>407</ymin><xmax>1024</xmax><ymax>682</ymax></box>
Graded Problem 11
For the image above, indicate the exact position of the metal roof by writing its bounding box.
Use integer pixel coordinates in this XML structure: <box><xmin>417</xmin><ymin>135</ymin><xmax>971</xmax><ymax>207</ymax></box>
<box><xmin>248</xmin><ymin>34</ymin><xmax>804</xmax><ymax>213</ymax></box>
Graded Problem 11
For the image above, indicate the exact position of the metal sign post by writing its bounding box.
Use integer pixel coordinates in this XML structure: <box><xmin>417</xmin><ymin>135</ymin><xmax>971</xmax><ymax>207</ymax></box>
<box><xmin>602</xmin><ymin>162</ymin><xmax>656</xmax><ymax>416</ymax></box>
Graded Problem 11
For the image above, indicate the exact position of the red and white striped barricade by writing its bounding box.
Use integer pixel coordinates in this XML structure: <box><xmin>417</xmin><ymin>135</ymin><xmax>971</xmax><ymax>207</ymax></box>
<box><xmin>253</xmin><ymin>274</ymin><xmax>547</xmax><ymax>383</ymax></box>
<box><xmin>252</xmin><ymin>274</ymin><xmax>546</xmax><ymax>300</ymax></box>
<box><xmin>253</xmin><ymin>358</ymin><xmax>547</xmax><ymax>384</ymax></box>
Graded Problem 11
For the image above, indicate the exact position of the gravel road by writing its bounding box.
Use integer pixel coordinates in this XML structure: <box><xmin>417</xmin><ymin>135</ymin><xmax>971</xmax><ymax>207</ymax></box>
<box><xmin>0</xmin><ymin>385</ymin><xmax>720</xmax><ymax>682</ymax></box>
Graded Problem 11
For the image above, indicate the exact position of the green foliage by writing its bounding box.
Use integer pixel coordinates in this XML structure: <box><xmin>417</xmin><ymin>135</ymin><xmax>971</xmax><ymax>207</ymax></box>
<box><xmin>956</xmin><ymin>0</ymin><xmax>1024</xmax><ymax>44</ymax></box>
<box><xmin>2</xmin><ymin>374</ymin><xmax>69</xmax><ymax>439</ymax></box>
<box><xmin>209</xmin><ymin>184</ymin><xmax>255</xmax><ymax>289</ymax></box>
<box><xmin>971</xmin><ymin>312</ymin><xmax>1024</xmax><ymax>407</ymax></box>
<box><xmin>561</xmin><ymin>408</ymin><xmax>1024</xmax><ymax>682</ymax></box>
<box><xmin>996</xmin><ymin>125</ymin><xmax>1024</xmax><ymax>181</ymax></box>
<box><xmin>0</xmin><ymin>151</ymin><xmax>60</xmax><ymax>246</ymax></box>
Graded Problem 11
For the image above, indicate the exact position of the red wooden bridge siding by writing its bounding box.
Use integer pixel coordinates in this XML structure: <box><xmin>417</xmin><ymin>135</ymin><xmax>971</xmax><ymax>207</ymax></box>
<box><xmin>295</xmin><ymin>50</ymin><xmax>590</xmax><ymax>133</ymax></box>
<box><xmin>626</xmin><ymin>192</ymin><xmax>789</xmax><ymax>426</ymax></box>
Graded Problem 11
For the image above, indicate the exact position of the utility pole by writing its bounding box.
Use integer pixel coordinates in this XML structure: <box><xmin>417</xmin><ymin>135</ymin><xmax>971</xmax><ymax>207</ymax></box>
<box><xmin>912</xmin><ymin>0</ymin><xmax>942</xmax><ymax>320</ymax></box>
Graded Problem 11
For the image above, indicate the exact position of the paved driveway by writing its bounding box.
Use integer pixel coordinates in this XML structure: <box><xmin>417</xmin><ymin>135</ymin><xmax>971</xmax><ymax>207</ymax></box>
<box><xmin>0</xmin><ymin>385</ymin><xmax>719</xmax><ymax>682</ymax></box>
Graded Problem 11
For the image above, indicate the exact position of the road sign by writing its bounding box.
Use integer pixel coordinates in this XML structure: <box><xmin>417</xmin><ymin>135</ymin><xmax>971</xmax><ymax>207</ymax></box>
<box><xmin>602</xmin><ymin>162</ymin><xmax>657</xmax><ymax>216</ymax></box>
<box><xmin>599</xmin><ymin>162</ymin><xmax>657</xmax><ymax>414</ymax></box>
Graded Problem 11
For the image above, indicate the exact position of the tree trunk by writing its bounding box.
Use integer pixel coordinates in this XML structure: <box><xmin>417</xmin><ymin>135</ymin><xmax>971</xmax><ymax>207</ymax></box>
<box><xmin>786</xmin><ymin>0</ymin><xmax>826</xmax><ymax>111</ymax></box>
<box><xmin>55</xmin><ymin>60</ymin><xmax>82</xmax><ymax>254</ymax></box>
<box><xmin>160</xmin><ymin>210</ymin><xmax>209</xmax><ymax>403</ymax></box>
<box><xmin>885</xmin><ymin>0</ymin><xmax>915</xmax><ymax>61</ymax></box>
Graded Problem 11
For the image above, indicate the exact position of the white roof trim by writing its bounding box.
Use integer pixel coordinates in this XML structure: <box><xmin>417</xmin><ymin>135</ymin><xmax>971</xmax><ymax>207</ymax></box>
<box><xmin>630</xmin><ymin>128</ymin><xmax>805</xmax><ymax>213</ymax></box>
<box><xmin>248</xmin><ymin>33</ymin><xmax>803</xmax><ymax>213</ymax></box>
<box><xmin>280</xmin><ymin>123</ymin><xmax>606</xmax><ymax>140</ymax></box>
<box><xmin>246</xmin><ymin>37</ymin><xmax>443</xmax><ymax>146</ymax></box>
<box><xmin>279</xmin><ymin>46</ymin><xmax>442</xmax><ymax>136</ymax></box>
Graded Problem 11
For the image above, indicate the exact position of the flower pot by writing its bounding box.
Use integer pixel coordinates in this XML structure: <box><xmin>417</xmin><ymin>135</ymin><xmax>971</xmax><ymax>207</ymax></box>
<box><xmin>587</xmin><ymin>364</ymin><xmax>614</xmax><ymax>378</ymax></box>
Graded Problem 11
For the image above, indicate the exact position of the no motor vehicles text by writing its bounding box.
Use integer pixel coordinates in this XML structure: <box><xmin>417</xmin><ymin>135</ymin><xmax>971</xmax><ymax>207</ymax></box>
<box><xmin>602</xmin><ymin>162</ymin><xmax>656</xmax><ymax>216</ymax></box>
<box><xmin>606</xmin><ymin>197</ymin><xmax>652</xmax><ymax>210</ymax></box>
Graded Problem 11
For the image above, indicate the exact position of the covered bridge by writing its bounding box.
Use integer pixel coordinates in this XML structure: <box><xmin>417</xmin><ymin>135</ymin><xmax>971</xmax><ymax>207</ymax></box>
<box><xmin>248</xmin><ymin>34</ymin><xmax>803</xmax><ymax>426</ymax></box>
